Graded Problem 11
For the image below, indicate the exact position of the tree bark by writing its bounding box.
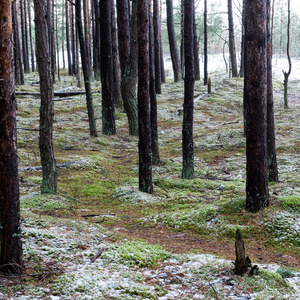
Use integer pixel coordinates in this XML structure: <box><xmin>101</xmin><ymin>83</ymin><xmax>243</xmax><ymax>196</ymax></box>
<box><xmin>203</xmin><ymin>0</ymin><xmax>208</xmax><ymax>85</ymax></box>
<box><xmin>193</xmin><ymin>6</ymin><xmax>200</xmax><ymax>80</ymax></box>
<box><xmin>65</xmin><ymin>0</ymin><xmax>72</xmax><ymax>75</ymax></box>
<box><xmin>12</xmin><ymin>0</ymin><xmax>24</xmax><ymax>85</ymax></box>
<box><xmin>100</xmin><ymin>0</ymin><xmax>116</xmax><ymax>135</ymax></box>
<box><xmin>149</xmin><ymin>7</ymin><xmax>160</xmax><ymax>165</ymax></box>
<box><xmin>76</xmin><ymin>0</ymin><xmax>98</xmax><ymax>137</ymax></box>
<box><xmin>182</xmin><ymin>0</ymin><xmax>194</xmax><ymax>179</ymax></box>
<box><xmin>20</xmin><ymin>0</ymin><xmax>30</xmax><ymax>73</ymax></box>
<box><xmin>228</xmin><ymin>0</ymin><xmax>238</xmax><ymax>77</ymax></box>
<box><xmin>138</xmin><ymin>0</ymin><xmax>153</xmax><ymax>193</ymax></box>
<box><xmin>244</xmin><ymin>0</ymin><xmax>269</xmax><ymax>212</ymax></box>
<box><xmin>34</xmin><ymin>0</ymin><xmax>58</xmax><ymax>194</ymax></box>
<box><xmin>266</xmin><ymin>0</ymin><xmax>278</xmax><ymax>183</ymax></box>
<box><xmin>93</xmin><ymin>0</ymin><xmax>101</xmax><ymax>80</ymax></box>
<box><xmin>166</xmin><ymin>0</ymin><xmax>181</xmax><ymax>82</ymax></box>
<box><xmin>234</xmin><ymin>230</ymin><xmax>251</xmax><ymax>275</ymax></box>
<box><xmin>27</xmin><ymin>0</ymin><xmax>35</xmax><ymax>72</ymax></box>
<box><xmin>83</xmin><ymin>0</ymin><xmax>91</xmax><ymax>73</ymax></box>
<box><xmin>240</xmin><ymin>0</ymin><xmax>245</xmax><ymax>77</ymax></box>
<box><xmin>153</xmin><ymin>0</ymin><xmax>162</xmax><ymax>94</ymax></box>
<box><xmin>111</xmin><ymin>0</ymin><xmax>122</xmax><ymax>107</ymax></box>
<box><xmin>0</xmin><ymin>0</ymin><xmax>23</xmax><ymax>275</ymax></box>
<box><xmin>118</xmin><ymin>0</ymin><xmax>139</xmax><ymax>136</ymax></box>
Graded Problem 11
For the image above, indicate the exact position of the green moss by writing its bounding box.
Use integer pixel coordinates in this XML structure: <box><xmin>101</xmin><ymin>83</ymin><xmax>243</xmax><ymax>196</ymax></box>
<box><xmin>276</xmin><ymin>267</ymin><xmax>295</xmax><ymax>278</ymax></box>
<box><xmin>113</xmin><ymin>239</ymin><xmax>169</xmax><ymax>268</ymax></box>
<box><xmin>28</xmin><ymin>176</ymin><xmax>43</xmax><ymax>185</ymax></box>
<box><xmin>280</xmin><ymin>195</ymin><xmax>300</xmax><ymax>212</ymax></box>
<box><xmin>219</xmin><ymin>198</ymin><xmax>245</xmax><ymax>214</ymax></box>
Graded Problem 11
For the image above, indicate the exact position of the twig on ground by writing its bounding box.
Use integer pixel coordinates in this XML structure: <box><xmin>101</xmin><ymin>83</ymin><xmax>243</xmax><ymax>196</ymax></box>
<box><xmin>90</xmin><ymin>248</ymin><xmax>106</xmax><ymax>263</ymax></box>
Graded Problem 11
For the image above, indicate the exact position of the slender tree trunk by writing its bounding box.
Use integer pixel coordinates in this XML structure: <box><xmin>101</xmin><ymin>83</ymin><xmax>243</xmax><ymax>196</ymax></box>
<box><xmin>71</xmin><ymin>3</ymin><xmax>76</xmax><ymax>76</ymax></box>
<box><xmin>153</xmin><ymin>0</ymin><xmax>162</xmax><ymax>94</ymax></box>
<box><xmin>100</xmin><ymin>0</ymin><xmax>116</xmax><ymax>135</ymax></box>
<box><xmin>266</xmin><ymin>0</ymin><xmax>278</xmax><ymax>183</ymax></box>
<box><xmin>27</xmin><ymin>0</ymin><xmax>35</xmax><ymax>72</ymax></box>
<box><xmin>24</xmin><ymin>0</ymin><xmax>30</xmax><ymax>72</ymax></box>
<box><xmin>66</xmin><ymin>0</ymin><xmax>72</xmax><ymax>75</ymax></box>
<box><xmin>83</xmin><ymin>0</ymin><xmax>91</xmax><ymax>73</ymax></box>
<box><xmin>240</xmin><ymin>0</ymin><xmax>245</xmax><ymax>77</ymax></box>
<box><xmin>166</xmin><ymin>0</ymin><xmax>181</xmax><ymax>82</ymax></box>
<box><xmin>56</xmin><ymin>2</ymin><xmax>60</xmax><ymax>81</ymax></box>
<box><xmin>34</xmin><ymin>0</ymin><xmax>58</xmax><ymax>194</ymax></box>
<box><xmin>12</xmin><ymin>0</ymin><xmax>24</xmax><ymax>85</ymax></box>
<box><xmin>160</xmin><ymin>0</ymin><xmax>165</xmax><ymax>83</ymax></box>
<box><xmin>283</xmin><ymin>0</ymin><xmax>291</xmax><ymax>109</ymax></box>
<box><xmin>182</xmin><ymin>0</ymin><xmax>194</xmax><ymax>179</ymax></box>
<box><xmin>203</xmin><ymin>0</ymin><xmax>208</xmax><ymax>85</ymax></box>
<box><xmin>118</xmin><ymin>0</ymin><xmax>139</xmax><ymax>136</ymax></box>
<box><xmin>111</xmin><ymin>0</ymin><xmax>122</xmax><ymax>107</ymax></box>
<box><xmin>93</xmin><ymin>0</ymin><xmax>101</xmax><ymax>80</ymax></box>
<box><xmin>193</xmin><ymin>6</ymin><xmax>200</xmax><ymax>80</ymax></box>
<box><xmin>180</xmin><ymin>0</ymin><xmax>184</xmax><ymax>78</ymax></box>
<box><xmin>245</xmin><ymin>0</ymin><xmax>269</xmax><ymax>212</ymax></box>
<box><xmin>76</xmin><ymin>0</ymin><xmax>98</xmax><ymax>137</ymax></box>
<box><xmin>62</xmin><ymin>4</ymin><xmax>66</xmax><ymax>70</ymax></box>
<box><xmin>149</xmin><ymin>6</ymin><xmax>160</xmax><ymax>165</ymax></box>
<box><xmin>0</xmin><ymin>0</ymin><xmax>23</xmax><ymax>275</ymax></box>
<box><xmin>20</xmin><ymin>0</ymin><xmax>30</xmax><ymax>73</ymax></box>
<box><xmin>138</xmin><ymin>0</ymin><xmax>153</xmax><ymax>193</ymax></box>
<box><xmin>228</xmin><ymin>0</ymin><xmax>238</xmax><ymax>77</ymax></box>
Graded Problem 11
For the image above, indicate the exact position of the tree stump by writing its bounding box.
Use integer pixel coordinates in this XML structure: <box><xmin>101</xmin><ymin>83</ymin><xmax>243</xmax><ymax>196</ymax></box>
<box><xmin>234</xmin><ymin>229</ymin><xmax>251</xmax><ymax>275</ymax></box>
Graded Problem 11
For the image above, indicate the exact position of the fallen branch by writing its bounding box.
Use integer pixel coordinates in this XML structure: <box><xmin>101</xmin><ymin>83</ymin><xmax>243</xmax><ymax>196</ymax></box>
<box><xmin>82</xmin><ymin>213</ymin><xmax>116</xmax><ymax>218</ymax></box>
<box><xmin>90</xmin><ymin>248</ymin><xmax>106</xmax><ymax>263</ymax></box>
<box><xmin>17</xmin><ymin>127</ymin><xmax>39</xmax><ymax>132</ymax></box>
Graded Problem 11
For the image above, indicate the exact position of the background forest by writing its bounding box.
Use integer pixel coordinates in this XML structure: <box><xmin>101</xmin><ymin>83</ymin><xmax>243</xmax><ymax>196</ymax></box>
<box><xmin>0</xmin><ymin>0</ymin><xmax>299</xmax><ymax>299</ymax></box>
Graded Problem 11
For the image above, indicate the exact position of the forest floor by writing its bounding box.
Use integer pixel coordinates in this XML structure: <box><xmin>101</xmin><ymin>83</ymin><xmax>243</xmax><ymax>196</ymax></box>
<box><xmin>1</xmin><ymin>69</ymin><xmax>299</xmax><ymax>299</ymax></box>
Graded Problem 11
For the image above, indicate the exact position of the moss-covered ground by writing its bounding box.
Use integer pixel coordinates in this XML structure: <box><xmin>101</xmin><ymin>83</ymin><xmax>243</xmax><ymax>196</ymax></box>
<box><xmin>6</xmin><ymin>70</ymin><xmax>299</xmax><ymax>299</ymax></box>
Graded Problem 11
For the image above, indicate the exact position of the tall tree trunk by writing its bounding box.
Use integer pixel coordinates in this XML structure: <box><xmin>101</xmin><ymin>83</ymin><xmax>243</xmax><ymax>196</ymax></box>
<box><xmin>118</xmin><ymin>0</ymin><xmax>139</xmax><ymax>136</ymax></box>
<box><xmin>203</xmin><ymin>0</ymin><xmax>208</xmax><ymax>85</ymax></box>
<box><xmin>180</xmin><ymin>0</ymin><xmax>184</xmax><ymax>78</ymax></box>
<box><xmin>76</xmin><ymin>0</ymin><xmax>98</xmax><ymax>137</ymax></box>
<box><xmin>149</xmin><ymin>6</ymin><xmax>160</xmax><ymax>165</ymax></box>
<box><xmin>266</xmin><ymin>0</ymin><xmax>278</xmax><ymax>183</ymax></box>
<box><xmin>240</xmin><ymin>0</ymin><xmax>245</xmax><ymax>77</ymax></box>
<box><xmin>27</xmin><ymin>0</ymin><xmax>35</xmax><ymax>72</ymax></box>
<box><xmin>62</xmin><ymin>3</ymin><xmax>66</xmax><ymax>70</ymax></box>
<box><xmin>153</xmin><ymin>0</ymin><xmax>162</xmax><ymax>94</ymax></box>
<box><xmin>283</xmin><ymin>0</ymin><xmax>291</xmax><ymax>109</ymax></box>
<box><xmin>71</xmin><ymin>3</ymin><xmax>76</xmax><ymax>76</ymax></box>
<box><xmin>138</xmin><ymin>0</ymin><xmax>153</xmax><ymax>193</ymax></box>
<box><xmin>0</xmin><ymin>0</ymin><xmax>23</xmax><ymax>275</ymax></box>
<box><xmin>93</xmin><ymin>0</ymin><xmax>101</xmax><ymax>80</ymax></box>
<box><xmin>12</xmin><ymin>0</ymin><xmax>24</xmax><ymax>85</ymax></box>
<box><xmin>34</xmin><ymin>0</ymin><xmax>58</xmax><ymax>194</ymax></box>
<box><xmin>159</xmin><ymin>0</ymin><xmax>165</xmax><ymax>83</ymax></box>
<box><xmin>100</xmin><ymin>0</ymin><xmax>116</xmax><ymax>135</ymax></box>
<box><xmin>83</xmin><ymin>0</ymin><xmax>91</xmax><ymax>73</ymax></box>
<box><xmin>228</xmin><ymin>0</ymin><xmax>238</xmax><ymax>77</ymax></box>
<box><xmin>245</xmin><ymin>0</ymin><xmax>269</xmax><ymax>212</ymax></box>
<box><xmin>182</xmin><ymin>0</ymin><xmax>194</xmax><ymax>179</ymax></box>
<box><xmin>23</xmin><ymin>0</ymin><xmax>30</xmax><ymax>72</ymax></box>
<box><xmin>20</xmin><ymin>0</ymin><xmax>30</xmax><ymax>73</ymax></box>
<box><xmin>55</xmin><ymin>1</ymin><xmax>60</xmax><ymax>81</ymax></box>
<box><xmin>111</xmin><ymin>0</ymin><xmax>122</xmax><ymax>107</ymax></box>
<box><xmin>66</xmin><ymin>0</ymin><xmax>72</xmax><ymax>75</ymax></box>
<box><xmin>193</xmin><ymin>6</ymin><xmax>200</xmax><ymax>80</ymax></box>
<box><xmin>166</xmin><ymin>0</ymin><xmax>181</xmax><ymax>82</ymax></box>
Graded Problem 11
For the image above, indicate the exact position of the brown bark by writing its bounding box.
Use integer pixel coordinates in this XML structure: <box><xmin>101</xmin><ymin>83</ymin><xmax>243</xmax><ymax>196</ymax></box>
<box><xmin>93</xmin><ymin>0</ymin><xmax>101</xmax><ymax>80</ymax></box>
<box><xmin>166</xmin><ymin>0</ymin><xmax>181</xmax><ymax>82</ymax></box>
<box><xmin>153</xmin><ymin>0</ymin><xmax>162</xmax><ymax>94</ymax></box>
<box><xmin>27</xmin><ymin>0</ymin><xmax>35</xmax><ymax>72</ymax></box>
<box><xmin>71</xmin><ymin>3</ymin><xmax>76</xmax><ymax>75</ymax></box>
<box><xmin>203</xmin><ymin>0</ymin><xmax>208</xmax><ymax>85</ymax></box>
<box><xmin>266</xmin><ymin>0</ymin><xmax>278</xmax><ymax>183</ymax></box>
<box><xmin>193</xmin><ymin>8</ymin><xmax>200</xmax><ymax>81</ymax></box>
<box><xmin>76</xmin><ymin>0</ymin><xmax>98</xmax><ymax>137</ymax></box>
<box><xmin>228</xmin><ymin>0</ymin><xmax>238</xmax><ymax>77</ymax></box>
<box><xmin>138</xmin><ymin>0</ymin><xmax>153</xmax><ymax>193</ymax></box>
<box><xmin>66</xmin><ymin>0</ymin><xmax>72</xmax><ymax>75</ymax></box>
<box><xmin>244</xmin><ymin>0</ymin><xmax>269</xmax><ymax>212</ymax></box>
<box><xmin>20</xmin><ymin>0</ymin><xmax>30</xmax><ymax>73</ymax></box>
<box><xmin>100</xmin><ymin>0</ymin><xmax>116</xmax><ymax>135</ymax></box>
<box><xmin>182</xmin><ymin>0</ymin><xmax>194</xmax><ymax>179</ymax></box>
<box><xmin>234</xmin><ymin>230</ymin><xmax>251</xmax><ymax>275</ymax></box>
<box><xmin>111</xmin><ymin>0</ymin><xmax>122</xmax><ymax>107</ymax></box>
<box><xmin>0</xmin><ymin>0</ymin><xmax>23</xmax><ymax>275</ymax></box>
<box><xmin>34</xmin><ymin>0</ymin><xmax>58</xmax><ymax>194</ymax></box>
<box><xmin>12</xmin><ymin>0</ymin><xmax>24</xmax><ymax>85</ymax></box>
<box><xmin>83</xmin><ymin>0</ymin><xmax>91</xmax><ymax>73</ymax></box>
<box><xmin>118</xmin><ymin>0</ymin><xmax>139</xmax><ymax>136</ymax></box>
<box><xmin>149</xmin><ymin>7</ymin><xmax>160</xmax><ymax>165</ymax></box>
